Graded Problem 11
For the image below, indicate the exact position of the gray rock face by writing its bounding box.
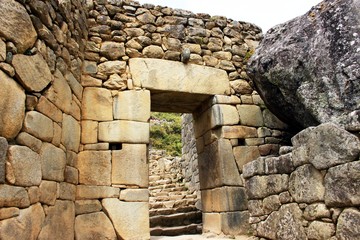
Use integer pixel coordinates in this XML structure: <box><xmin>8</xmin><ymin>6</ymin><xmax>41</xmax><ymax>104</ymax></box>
<box><xmin>248</xmin><ymin>0</ymin><xmax>360</xmax><ymax>131</ymax></box>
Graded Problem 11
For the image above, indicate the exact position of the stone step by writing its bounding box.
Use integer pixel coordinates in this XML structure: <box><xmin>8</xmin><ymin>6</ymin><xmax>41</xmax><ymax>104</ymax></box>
<box><xmin>150</xmin><ymin>211</ymin><xmax>202</xmax><ymax>228</ymax></box>
<box><xmin>149</xmin><ymin>205</ymin><xmax>199</xmax><ymax>217</ymax></box>
<box><xmin>151</xmin><ymin>223</ymin><xmax>202</xmax><ymax>236</ymax></box>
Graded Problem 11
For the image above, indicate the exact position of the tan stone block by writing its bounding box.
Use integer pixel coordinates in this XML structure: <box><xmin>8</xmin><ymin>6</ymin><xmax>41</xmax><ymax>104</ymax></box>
<box><xmin>75</xmin><ymin>212</ymin><xmax>117</xmax><ymax>240</ymax></box>
<box><xmin>81</xmin><ymin>120</ymin><xmax>98</xmax><ymax>144</ymax></box>
<box><xmin>201</xmin><ymin>189</ymin><xmax>212</xmax><ymax>212</ymax></box>
<box><xmin>76</xmin><ymin>185</ymin><xmax>120</xmax><ymax>200</ymax></box>
<box><xmin>0</xmin><ymin>39</ymin><xmax>5</xmax><ymax>61</ymax></box>
<box><xmin>98</xmin><ymin>120</ymin><xmax>149</xmax><ymax>143</ymax></box>
<box><xmin>203</xmin><ymin>213</ymin><xmax>221</xmax><ymax>234</ymax></box>
<box><xmin>102</xmin><ymin>198</ymin><xmax>150</xmax><ymax>239</ymax></box>
<box><xmin>36</xmin><ymin>96</ymin><xmax>62</xmax><ymax>123</ymax></box>
<box><xmin>15</xmin><ymin>132</ymin><xmax>42</xmax><ymax>153</ymax></box>
<box><xmin>45</xmin><ymin>70</ymin><xmax>72</xmax><ymax>114</ymax></box>
<box><xmin>84</xmin><ymin>143</ymin><xmax>109</xmax><ymax>150</ymax></box>
<box><xmin>97</xmin><ymin>60</ymin><xmax>126</xmax><ymax>75</ymax></box>
<box><xmin>82</xmin><ymin>87</ymin><xmax>113</xmax><ymax>121</ymax></box>
<box><xmin>0</xmin><ymin>207</ymin><xmax>20</xmax><ymax>220</ymax></box>
<box><xmin>120</xmin><ymin>189</ymin><xmax>149</xmax><ymax>202</ymax></box>
<box><xmin>39</xmin><ymin>180</ymin><xmax>57</xmax><ymax>205</ymax></box>
<box><xmin>233</xmin><ymin>146</ymin><xmax>260</xmax><ymax>171</ymax></box>
<box><xmin>212</xmin><ymin>95</ymin><xmax>241</xmax><ymax>104</ymax></box>
<box><xmin>77</xmin><ymin>151</ymin><xmax>111</xmax><ymax>186</ymax></box>
<box><xmin>218</xmin><ymin>125</ymin><xmax>257</xmax><ymax>139</ymax></box>
<box><xmin>0</xmin><ymin>185</ymin><xmax>30</xmax><ymax>208</ymax></box>
<box><xmin>59</xmin><ymin>182</ymin><xmax>76</xmax><ymax>201</ymax></box>
<box><xmin>40</xmin><ymin>143</ymin><xmax>66</xmax><ymax>181</ymax></box>
<box><xmin>0</xmin><ymin>203</ymin><xmax>45</xmax><ymax>240</ymax></box>
<box><xmin>38</xmin><ymin>200</ymin><xmax>75</xmax><ymax>240</ymax></box>
<box><xmin>12</xmin><ymin>54</ymin><xmax>52</xmax><ymax>92</ymax></box>
<box><xmin>129</xmin><ymin>58</ymin><xmax>230</xmax><ymax>95</ymax></box>
<box><xmin>112</xmin><ymin>144</ymin><xmax>148</xmax><ymax>187</ymax></box>
<box><xmin>81</xmin><ymin>74</ymin><xmax>102</xmax><ymax>87</ymax></box>
<box><xmin>64</xmin><ymin>72</ymin><xmax>83</xmax><ymax>100</ymax></box>
<box><xmin>75</xmin><ymin>200</ymin><xmax>102</xmax><ymax>215</ymax></box>
<box><xmin>65</xmin><ymin>166</ymin><xmax>78</xmax><ymax>184</ymax></box>
<box><xmin>52</xmin><ymin>122</ymin><xmax>62</xmax><ymax>147</ymax></box>
<box><xmin>61</xmin><ymin>114</ymin><xmax>80</xmax><ymax>152</ymax></box>
<box><xmin>70</xmin><ymin>100</ymin><xmax>81</xmax><ymax>121</ymax></box>
<box><xmin>245</xmin><ymin>138</ymin><xmax>265</xmax><ymax>146</ymax></box>
<box><xmin>28</xmin><ymin>186</ymin><xmax>40</xmax><ymax>204</ymax></box>
<box><xmin>113</xmin><ymin>90</ymin><xmax>150</xmax><ymax>122</ymax></box>
<box><xmin>221</xmin><ymin>211</ymin><xmax>250</xmax><ymax>235</ymax></box>
<box><xmin>0</xmin><ymin>70</ymin><xmax>26</xmax><ymax>139</ymax></box>
<box><xmin>7</xmin><ymin>145</ymin><xmax>41</xmax><ymax>186</ymax></box>
<box><xmin>237</xmin><ymin>104</ymin><xmax>264</xmax><ymax>127</ymax></box>
<box><xmin>23</xmin><ymin>111</ymin><xmax>54</xmax><ymax>142</ymax></box>
<box><xmin>211</xmin><ymin>187</ymin><xmax>248</xmax><ymax>212</ymax></box>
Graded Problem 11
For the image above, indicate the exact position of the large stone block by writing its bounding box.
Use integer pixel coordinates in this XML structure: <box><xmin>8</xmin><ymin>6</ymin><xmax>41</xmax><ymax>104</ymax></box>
<box><xmin>325</xmin><ymin>161</ymin><xmax>360</xmax><ymax>207</ymax></box>
<box><xmin>81</xmin><ymin>120</ymin><xmax>98</xmax><ymax>144</ymax></box>
<box><xmin>202</xmin><ymin>187</ymin><xmax>248</xmax><ymax>212</ymax></box>
<box><xmin>336</xmin><ymin>208</ymin><xmax>360</xmax><ymax>240</ymax></box>
<box><xmin>0</xmin><ymin>70</ymin><xmax>26</xmax><ymax>139</ymax></box>
<box><xmin>217</xmin><ymin>125</ymin><xmax>257</xmax><ymax>139</ymax></box>
<box><xmin>0</xmin><ymin>0</ymin><xmax>37</xmax><ymax>53</ymax></box>
<box><xmin>45</xmin><ymin>70</ymin><xmax>72</xmax><ymax>114</ymax></box>
<box><xmin>98</xmin><ymin>120</ymin><xmax>149</xmax><ymax>143</ymax></box>
<box><xmin>82</xmin><ymin>87</ymin><xmax>113</xmax><ymax>121</ymax></box>
<box><xmin>23</xmin><ymin>111</ymin><xmax>53</xmax><ymax>142</ymax></box>
<box><xmin>7</xmin><ymin>145</ymin><xmax>41</xmax><ymax>186</ymax></box>
<box><xmin>77</xmin><ymin>151</ymin><xmax>111</xmax><ymax>186</ymax></box>
<box><xmin>233</xmin><ymin>146</ymin><xmax>260</xmax><ymax>172</ymax></box>
<box><xmin>0</xmin><ymin>137</ymin><xmax>7</xmax><ymax>183</ymax></box>
<box><xmin>102</xmin><ymin>198</ymin><xmax>150</xmax><ymax>240</ymax></box>
<box><xmin>112</xmin><ymin>144</ymin><xmax>148</xmax><ymax>187</ymax></box>
<box><xmin>39</xmin><ymin>180</ymin><xmax>57</xmax><ymax>205</ymax></box>
<box><xmin>221</xmin><ymin>211</ymin><xmax>250</xmax><ymax>235</ymax></box>
<box><xmin>198</xmin><ymin>139</ymin><xmax>242</xmax><ymax>189</ymax></box>
<box><xmin>120</xmin><ymin>189</ymin><xmax>149</xmax><ymax>202</ymax></box>
<box><xmin>65</xmin><ymin>72</ymin><xmax>83</xmax><ymax>101</ymax></box>
<box><xmin>75</xmin><ymin>200</ymin><xmax>102</xmax><ymax>215</ymax></box>
<box><xmin>59</xmin><ymin>182</ymin><xmax>76</xmax><ymax>201</ymax></box>
<box><xmin>16</xmin><ymin>132</ymin><xmax>42</xmax><ymax>153</ymax></box>
<box><xmin>61</xmin><ymin>114</ymin><xmax>80</xmax><ymax>152</ymax></box>
<box><xmin>38</xmin><ymin>200</ymin><xmax>75</xmax><ymax>240</ymax></box>
<box><xmin>100</xmin><ymin>41</ymin><xmax>125</xmax><ymax>60</ymax></box>
<box><xmin>129</xmin><ymin>58</ymin><xmax>230</xmax><ymax>95</ymax></box>
<box><xmin>113</xmin><ymin>90</ymin><xmax>150</xmax><ymax>122</ymax></box>
<box><xmin>289</xmin><ymin>164</ymin><xmax>325</xmax><ymax>203</ymax></box>
<box><xmin>203</xmin><ymin>213</ymin><xmax>221</xmax><ymax>234</ymax></box>
<box><xmin>292</xmin><ymin>123</ymin><xmax>360</xmax><ymax>170</ymax></box>
<box><xmin>242</xmin><ymin>157</ymin><xmax>265</xmax><ymax>178</ymax></box>
<box><xmin>75</xmin><ymin>212</ymin><xmax>117</xmax><ymax>240</ymax></box>
<box><xmin>35</xmin><ymin>96</ymin><xmax>63</xmax><ymax>123</ymax></box>
<box><xmin>12</xmin><ymin>54</ymin><xmax>52</xmax><ymax>92</ymax></box>
<box><xmin>40</xmin><ymin>143</ymin><xmax>66</xmax><ymax>181</ymax></box>
<box><xmin>0</xmin><ymin>184</ymin><xmax>30</xmax><ymax>208</ymax></box>
<box><xmin>97</xmin><ymin>60</ymin><xmax>126</xmax><ymax>75</ymax></box>
<box><xmin>76</xmin><ymin>185</ymin><xmax>120</xmax><ymax>199</ymax></box>
<box><xmin>307</xmin><ymin>221</ymin><xmax>335</xmax><ymax>240</ymax></box>
<box><xmin>246</xmin><ymin>174</ymin><xmax>288</xmax><ymax>199</ymax></box>
<box><xmin>237</xmin><ymin>105</ymin><xmax>264</xmax><ymax>127</ymax></box>
<box><xmin>0</xmin><ymin>207</ymin><xmax>19</xmax><ymax>221</ymax></box>
<box><xmin>0</xmin><ymin>203</ymin><xmax>44</xmax><ymax>240</ymax></box>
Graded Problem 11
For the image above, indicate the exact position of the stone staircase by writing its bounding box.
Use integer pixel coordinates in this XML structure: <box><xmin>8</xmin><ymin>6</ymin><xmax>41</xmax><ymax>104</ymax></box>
<box><xmin>149</xmin><ymin>150</ymin><xmax>202</xmax><ymax>236</ymax></box>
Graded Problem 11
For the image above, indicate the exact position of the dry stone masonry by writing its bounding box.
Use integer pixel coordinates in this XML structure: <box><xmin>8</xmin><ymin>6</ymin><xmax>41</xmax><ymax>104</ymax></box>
<box><xmin>0</xmin><ymin>0</ymin><xmax>359</xmax><ymax>239</ymax></box>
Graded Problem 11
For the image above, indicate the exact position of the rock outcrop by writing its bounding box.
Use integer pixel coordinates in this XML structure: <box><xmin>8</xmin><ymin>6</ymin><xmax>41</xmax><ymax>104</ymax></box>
<box><xmin>248</xmin><ymin>0</ymin><xmax>360</xmax><ymax>131</ymax></box>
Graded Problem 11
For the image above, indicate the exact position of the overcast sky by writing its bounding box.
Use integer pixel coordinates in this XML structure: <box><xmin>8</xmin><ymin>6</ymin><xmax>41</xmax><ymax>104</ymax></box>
<box><xmin>136</xmin><ymin>0</ymin><xmax>323</xmax><ymax>32</ymax></box>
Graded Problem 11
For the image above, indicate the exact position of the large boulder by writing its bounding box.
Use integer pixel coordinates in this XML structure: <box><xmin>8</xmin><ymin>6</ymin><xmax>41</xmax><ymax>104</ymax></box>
<box><xmin>248</xmin><ymin>0</ymin><xmax>360</xmax><ymax>131</ymax></box>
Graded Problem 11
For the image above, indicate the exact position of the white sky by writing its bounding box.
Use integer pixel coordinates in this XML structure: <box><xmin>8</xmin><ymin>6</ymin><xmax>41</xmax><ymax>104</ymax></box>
<box><xmin>136</xmin><ymin>0</ymin><xmax>323</xmax><ymax>32</ymax></box>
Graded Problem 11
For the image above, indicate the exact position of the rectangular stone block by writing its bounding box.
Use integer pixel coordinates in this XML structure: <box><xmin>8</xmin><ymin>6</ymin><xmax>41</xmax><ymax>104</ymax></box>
<box><xmin>120</xmin><ymin>189</ymin><xmax>149</xmax><ymax>202</ymax></box>
<box><xmin>59</xmin><ymin>182</ymin><xmax>76</xmax><ymax>201</ymax></box>
<box><xmin>203</xmin><ymin>213</ymin><xmax>221</xmax><ymax>234</ymax></box>
<box><xmin>23</xmin><ymin>111</ymin><xmax>54</xmax><ymax>142</ymax></box>
<box><xmin>81</xmin><ymin>120</ymin><xmax>98</xmax><ymax>144</ymax></box>
<box><xmin>75</xmin><ymin>200</ymin><xmax>102</xmax><ymax>215</ymax></box>
<box><xmin>217</xmin><ymin>125</ymin><xmax>257</xmax><ymax>139</ymax></box>
<box><xmin>36</xmin><ymin>96</ymin><xmax>63</xmax><ymax>123</ymax></box>
<box><xmin>76</xmin><ymin>186</ymin><xmax>120</xmax><ymax>199</ymax></box>
<box><xmin>221</xmin><ymin>211</ymin><xmax>250</xmax><ymax>235</ymax></box>
<box><xmin>245</xmin><ymin>174</ymin><xmax>289</xmax><ymax>199</ymax></box>
<box><xmin>237</xmin><ymin>104</ymin><xmax>264</xmax><ymax>127</ymax></box>
<box><xmin>113</xmin><ymin>90</ymin><xmax>150</xmax><ymax>122</ymax></box>
<box><xmin>112</xmin><ymin>144</ymin><xmax>148</xmax><ymax>187</ymax></box>
<box><xmin>98</xmin><ymin>120</ymin><xmax>149</xmax><ymax>143</ymax></box>
<box><xmin>202</xmin><ymin>187</ymin><xmax>248</xmax><ymax>212</ymax></box>
<box><xmin>61</xmin><ymin>114</ymin><xmax>80</xmax><ymax>152</ymax></box>
<box><xmin>233</xmin><ymin>146</ymin><xmax>260</xmax><ymax>172</ymax></box>
<box><xmin>40</xmin><ymin>143</ymin><xmax>66</xmax><ymax>182</ymax></box>
<box><xmin>82</xmin><ymin>87</ymin><xmax>113</xmax><ymax>121</ymax></box>
<box><xmin>77</xmin><ymin>151</ymin><xmax>111</xmax><ymax>186</ymax></box>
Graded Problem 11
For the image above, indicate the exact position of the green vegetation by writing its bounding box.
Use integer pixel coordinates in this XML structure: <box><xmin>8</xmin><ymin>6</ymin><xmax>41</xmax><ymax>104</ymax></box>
<box><xmin>150</xmin><ymin>112</ymin><xmax>182</xmax><ymax>156</ymax></box>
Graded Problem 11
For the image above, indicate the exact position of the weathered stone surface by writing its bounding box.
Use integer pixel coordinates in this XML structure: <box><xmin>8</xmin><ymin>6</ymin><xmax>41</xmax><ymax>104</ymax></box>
<box><xmin>113</xmin><ymin>90</ymin><xmax>150</xmax><ymax>122</ymax></box>
<box><xmin>98</xmin><ymin>120</ymin><xmax>149</xmax><ymax>143</ymax></box>
<box><xmin>0</xmin><ymin>70</ymin><xmax>25</xmax><ymax>139</ymax></box>
<box><xmin>7</xmin><ymin>145</ymin><xmax>41</xmax><ymax>186</ymax></box>
<box><xmin>0</xmin><ymin>137</ymin><xmax>8</xmax><ymax>183</ymax></box>
<box><xmin>248</xmin><ymin>0</ymin><xmax>360</xmax><ymax>130</ymax></box>
<box><xmin>59</xmin><ymin>182</ymin><xmax>76</xmax><ymax>201</ymax></box>
<box><xmin>0</xmin><ymin>184</ymin><xmax>30</xmax><ymax>208</ymax></box>
<box><xmin>39</xmin><ymin>180</ymin><xmax>57</xmax><ymax>205</ymax></box>
<box><xmin>64</xmin><ymin>72</ymin><xmax>83</xmax><ymax>101</ymax></box>
<box><xmin>217</xmin><ymin>125</ymin><xmax>257</xmax><ymax>139</ymax></box>
<box><xmin>61</xmin><ymin>114</ymin><xmax>80</xmax><ymax>152</ymax></box>
<box><xmin>202</xmin><ymin>187</ymin><xmax>248</xmax><ymax>212</ymax></box>
<box><xmin>40</xmin><ymin>143</ymin><xmax>66</xmax><ymax>181</ymax></box>
<box><xmin>103</xmin><ymin>73</ymin><xmax>127</xmax><ymax>90</ymax></box>
<box><xmin>112</xmin><ymin>144</ymin><xmax>148</xmax><ymax>187</ymax></box>
<box><xmin>264</xmin><ymin>155</ymin><xmax>295</xmax><ymax>175</ymax></box>
<box><xmin>221</xmin><ymin>211</ymin><xmax>250</xmax><ymax>235</ymax></box>
<box><xmin>142</xmin><ymin>45</ymin><xmax>164</xmax><ymax>58</ymax></box>
<box><xmin>36</xmin><ymin>96</ymin><xmax>63</xmax><ymax>123</ymax></box>
<box><xmin>237</xmin><ymin>105</ymin><xmax>263</xmax><ymax>127</ymax></box>
<box><xmin>0</xmin><ymin>203</ymin><xmax>44</xmax><ymax>240</ymax></box>
<box><xmin>325</xmin><ymin>161</ymin><xmax>360</xmax><ymax>207</ymax></box>
<box><xmin>130</xmin><ymin>58</ymin><xmax>230</xmax><ymax>95</ymax></box>
<box><xmin>303</xmin><ymin>203</ymin><xmax>330</xmax><ymax>221</ymax></box>
<box><xmin>336</xmin><ymin>208</ymin><xmax>360</xmax><ymax>240</ymax></box>
<box><xmin>0</xmin><ymin>207</ymin><xmax>19</xmax><ymax>220</ymax></box>
<box><xmin>292</xmin><ymin>123</ymin><xmax>360</xmax><ymax>170</ymax></box>
<box><xmin>203</xmin><ymin>213</ymin><xmax>221</xmax><ymax>234</ymax></box>
<box><xmin>23</xmin><ymin>111</ymin><xmax>53</xmax><ymax>142</ymax></box>
<box><xmin>233</xmin><ymin>146</ymin><xmax>260</xmax><ymax>171</ymax></box>
<box><xmin>81</xmin><ymin>120</ymin><xmax>98</xmax><ymax>144</ymax></box>
<box><xmin>75</xmin><ymin>212</ymin><xmax>117</xmax><ymax>240</ymax></box>
<box><xmin>120</xmin><ymin>189</ymin><xmax>149</xmax><ymax>202</ymax></box>
<box><xmin>289</xmin><ymin>164</ymin><xmax>325</xmax><ymax>203</ymax></box>
<box><xmin>45</xmin><ymin>70</ymin><xmax>72</xmax><ymax>114</ymax></box>
<box><xmin>75</xmin><ymin>200</ymin><xmax>102</xmax><ymax>215</ymax></box>
<box><xmin>65</xmin><ymin>166</ymin><xmax>78</xmax><ymax>185</ymax></box>
<box><xmin>0</xmin><ymin>0</ymin><xmax>37</xmax><ymax>53</ymax></box>
<box><xmin>12</xmin><ymin>54</ymin><xmax>52</xmax><ymax>92</ymax></box>
<box><xmin>16</xmin><ymin>132</ymin><xmax>42</xmax><ymax>153</ymax></box>
<box><xmin>77</xmin><ymin>151</ymin><xmax>111</xmax><ymax>186</ymax></box>
<box><xmin>230</xmin><ymin>80</ymin><xmax>253</xmax><ymax>94</ymax></box>
<box><xmin>100</xmin><ymin>41</ymin><xmax>125</xmax><ymax>60</ymax></box>
<box><xmin>262</xmin><ymin>109</ymin><xmax>287</xmax><ymax>130</ymax></box>
<box><xmin>76</xmin><ymin>185</ymin><xmax>120</xmax><ymax>199</ymax></box>
<box><xmin>198</xmin><ymin>139</ymin><xmax>242</xmax><ymax>189</ymax></box>
<box><xmin>246</xmin><ymin>174</ymin><xmax>288</xmax><ymax>199</ymax></box>
<box><xmin>102</xmin><ymin>198</ymin><xmax>150</xmax><ymax>240</ymax></box>
<box><xmin>82</xmin><ymin>87</ymin><xmax>113</xmax><ymax>121</ymax></box>
<box><xmin>243</xmin><ymin>157</ymin><xmax>265</xmax><ymax>178</ymax></box>
<box><xmin>307</xmin><ymin>221</ymin><xmax>335</xmax><ymax>240</ymax></box>
<box><xmin>38</xmin><ymin>200</ymin><xmax>75</xmax><ymax>240</ymax></box>
<box><xmin>97</xmin><ymin>60</ymin><xmax>126</xmax><ymax>75</ymax></box>
<box><xmin>0</xmin><ymin>39</ymin><xmax>5</xmax><ymax>61</ymax></box>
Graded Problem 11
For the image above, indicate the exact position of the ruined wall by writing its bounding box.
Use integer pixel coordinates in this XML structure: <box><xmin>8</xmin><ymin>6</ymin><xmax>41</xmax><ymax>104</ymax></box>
<box><xmin>0</xmin><ymin>0</ymin><xmax>87</xmax><ymax>238</ymax></box>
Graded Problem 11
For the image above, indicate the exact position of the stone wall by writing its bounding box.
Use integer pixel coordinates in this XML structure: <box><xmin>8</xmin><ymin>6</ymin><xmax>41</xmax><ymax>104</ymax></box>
<box><xmin>243</xmin><ymin>123</ymin><xmax>360</xmax><ymax>239</ymax></box>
